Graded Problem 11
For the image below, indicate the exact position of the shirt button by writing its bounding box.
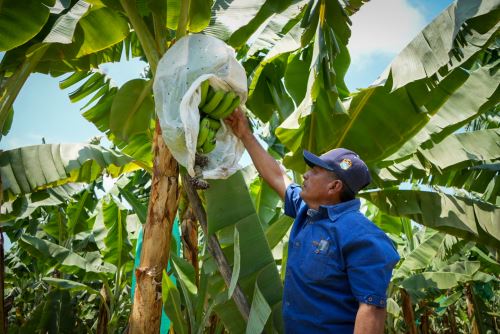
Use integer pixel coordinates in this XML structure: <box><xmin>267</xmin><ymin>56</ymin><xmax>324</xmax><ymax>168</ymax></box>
<box><xmin>368</xmin><ymin>297</ymin><xmax>373</xmax><ymax>302</ymax></box>
<box><xmin>286</xmin><ymin>302</ymin><xmax>290</xmax><ymax>306</ymax></box>
<box><xmin>295</xmin><ymin>241</ymin><xmax>300</xmax><ymax>247</ymax></box>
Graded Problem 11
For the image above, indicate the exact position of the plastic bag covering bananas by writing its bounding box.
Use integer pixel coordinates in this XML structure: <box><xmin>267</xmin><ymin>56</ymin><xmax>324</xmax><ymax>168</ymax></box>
<box><xmin>199</xmin><ymin>81</ymin><xmax>241</xmax><ymax>119</ymax></box>
<box><xmin>153</xmin><ymin>34</ymin><xmax>247</xmax><ymax>179</ymax></box>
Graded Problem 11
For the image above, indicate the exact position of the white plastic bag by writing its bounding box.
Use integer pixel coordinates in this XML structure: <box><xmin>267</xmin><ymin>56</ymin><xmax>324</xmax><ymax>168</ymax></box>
<box><xmin>153</xmin><ymin>34</ymin><xmax>247</xmax><ymax>179</ymax></box>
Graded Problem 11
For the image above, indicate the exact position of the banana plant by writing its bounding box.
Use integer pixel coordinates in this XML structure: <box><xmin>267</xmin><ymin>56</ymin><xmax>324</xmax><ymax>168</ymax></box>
<box><xmin>1</xmin><ymin>0</ymin><xmax>500</xmax><ymax>333</ymax></box>
<box><xmin>2</xmin><ymin>176</ymin><xmax>141</xmax><ymax>333</ymax></box>
<box><xmin>370</xmin><ymin>212</ymin><xmax>499</xmax><ymax>334</ymax></box>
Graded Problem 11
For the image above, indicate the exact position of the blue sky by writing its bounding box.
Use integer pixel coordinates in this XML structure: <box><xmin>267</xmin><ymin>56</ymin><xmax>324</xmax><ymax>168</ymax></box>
<box><xmin>1</xmin><ymin>0</ymin><xmax>454</xmax><ymax>151</ymax></box>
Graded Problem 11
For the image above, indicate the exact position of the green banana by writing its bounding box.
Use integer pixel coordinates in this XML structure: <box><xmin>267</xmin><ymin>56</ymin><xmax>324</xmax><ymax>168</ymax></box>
<box><xmin>209</xmin><ymin>91</ymin><xmax>236</xmax><ymax>118</ymax></box>
<box><xmin>201</xmin><ymin>137</ymin><xmax>216</xmax><ymax>154</ymax></box>
<box><xmin>215</xmin><ymin>95</ymin><xmax>241</xmax><ymax>120</ymax></box>
<box><xmin>200</xmin><ymin>126</ymin><xmax>217</xmax><ymax>153</ymax></box>
<box><xmin>202</xmin><ymin>89</ymin><xmax>226</xmax><ymax>114</ymax></box>
<box><xmin>197</xmin><ymin>117</ymin><xmax>211</xmax><ymax>148</ymax></box>
<box><xmin>206</xmin><ymin>117</ymin><xmax>221</xmax><ymax>130</ymax></box>
<box><xmin>199</xmin><ymin>80</ymin><xmax>210</xmax><ymax>107</ymax></box>
<box><xmin>206</xmin><ymin>86</ymin><xmax>215</xmax><ymax>101</ymax></box>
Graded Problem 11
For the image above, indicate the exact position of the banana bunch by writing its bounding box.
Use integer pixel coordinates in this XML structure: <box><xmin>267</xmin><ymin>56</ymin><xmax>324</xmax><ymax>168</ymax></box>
<box><xmin>198</xmin><ymin>80</ymin><xmax>240</xmax><ymax>119</ymax></box>
<box><xmin>197</xmin><ymin>116</ymin><xmax>221</xmax><ymax>154</ymax></box>
<box><xmin>195</xmin><ymin>80</ymin><xmax>241</xmax><ymax>155</ymax></box>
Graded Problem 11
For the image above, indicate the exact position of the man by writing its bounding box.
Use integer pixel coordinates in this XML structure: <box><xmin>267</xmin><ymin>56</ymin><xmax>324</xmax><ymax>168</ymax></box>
<box><xmin>225</xmin><ymin>109</ymin><xmax>400</xmax><ymax>334</ymax></box>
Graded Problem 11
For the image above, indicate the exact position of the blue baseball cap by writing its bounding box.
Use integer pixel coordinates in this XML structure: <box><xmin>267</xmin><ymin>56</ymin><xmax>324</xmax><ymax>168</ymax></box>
<box><xmin>303</xmin><ymin>148</ymin><xmax>371</xmax><ymax>194</ymax></box>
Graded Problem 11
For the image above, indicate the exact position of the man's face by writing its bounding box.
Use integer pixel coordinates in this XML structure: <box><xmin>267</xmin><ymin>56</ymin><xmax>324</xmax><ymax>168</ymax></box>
<box><xmin>300</xmin><ymin>166</ymin><xmax>341</xmax><ymax>205</ymax></box>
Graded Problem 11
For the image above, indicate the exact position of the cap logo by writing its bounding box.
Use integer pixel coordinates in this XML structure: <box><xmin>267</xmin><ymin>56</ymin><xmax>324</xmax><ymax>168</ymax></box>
<box><xmin>339</xmin><ymin>158</ymin><xmax>352</xmax><ymax>170</ymax></box>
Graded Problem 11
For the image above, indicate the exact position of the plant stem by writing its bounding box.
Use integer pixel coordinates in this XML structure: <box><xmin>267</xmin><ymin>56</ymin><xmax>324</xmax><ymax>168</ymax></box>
<box><xmin>181</xmin><ymin>173</ymin><xmax>251</xmax><ymax>321</ymax></box>
<box><xmin>119</xmin><ymin>0</ymin><xmax>160</xmax><ymax>74</ymax></box>
<box><xmin>0</xmin><ymin>44</ymin><xmax>48</xmax><ymax>132</ymax></box>
<box><xmin>400</xmin><ymin>288</ymin><xmax>417</xmax><ymax>334</ymax></box>
<box><xmin>176</xmin><ymin>0</ymin><xmax>191</xmax><ymax>39</ymax></box>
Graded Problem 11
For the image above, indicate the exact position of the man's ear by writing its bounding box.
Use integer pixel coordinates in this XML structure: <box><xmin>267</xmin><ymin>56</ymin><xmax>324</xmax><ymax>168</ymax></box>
<box><xmin>327</xmin><ymin>180</ymin><xmax>343</xmax><ymax>195</ymax></box>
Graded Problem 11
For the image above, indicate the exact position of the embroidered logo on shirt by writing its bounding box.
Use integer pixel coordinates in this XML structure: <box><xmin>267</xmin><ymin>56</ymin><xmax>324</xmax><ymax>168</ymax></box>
<box><xmin>339</xmin><ymin>158</ymin><xmax>352</xmax><ymax>170</ymax></box>
<box><xmin>312</xmin><ymin>238</ymin><xmax>330</xmax><ymax>253</ymax></box>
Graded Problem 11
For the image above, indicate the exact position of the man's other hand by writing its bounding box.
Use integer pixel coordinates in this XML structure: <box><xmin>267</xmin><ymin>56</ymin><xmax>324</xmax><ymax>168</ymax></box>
<box><xmin>225</xmin><ymin>108</ymin><xmax>251</xmax><ymax>140</ymax></box>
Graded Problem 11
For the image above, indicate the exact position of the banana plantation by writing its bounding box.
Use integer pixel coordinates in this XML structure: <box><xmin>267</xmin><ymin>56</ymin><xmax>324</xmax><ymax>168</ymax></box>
<box><xmin>0</xmin><ymin>0</ymin><xmax>499</xmax><ymax>333</ymax></box>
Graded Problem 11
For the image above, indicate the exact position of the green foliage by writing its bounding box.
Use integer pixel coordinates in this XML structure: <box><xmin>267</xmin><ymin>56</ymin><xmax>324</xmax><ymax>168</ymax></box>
<box><xmin>1</xmin><ymin>0</ymin><xmax>499</xmax><ymax>333</ymax></box>
<box><xmin>205</xmin><ymin>171</ymin><xmax>284</xmax><ymax>332</ymax></box>
<box><xmin>0</xmin><ymin>143</ymin><xmax>140</xmax><ymax>198</ymax></box>
<box><xmin>0</xmin><ymin>0</ymin><xmax>54</xmax><ymax>51</ymax></box>
<box><xmin>3</xmin><ymin>176</ymin><xmax>142</xmax><ymax>333</ymax></box>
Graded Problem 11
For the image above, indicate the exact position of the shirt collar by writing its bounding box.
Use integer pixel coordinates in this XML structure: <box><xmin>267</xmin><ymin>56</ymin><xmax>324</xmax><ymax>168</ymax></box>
<box><xmin>318</xmin><ymin>198</ymin><xmax>361</xmax><ymax>222</ymax></box>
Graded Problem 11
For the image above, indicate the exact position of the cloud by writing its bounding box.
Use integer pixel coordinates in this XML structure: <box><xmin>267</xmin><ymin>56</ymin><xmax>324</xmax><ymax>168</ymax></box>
<box><xmin>348</xmin><ymin>0</ymin><xmax>426</xmax><ymax>67</ymax></box>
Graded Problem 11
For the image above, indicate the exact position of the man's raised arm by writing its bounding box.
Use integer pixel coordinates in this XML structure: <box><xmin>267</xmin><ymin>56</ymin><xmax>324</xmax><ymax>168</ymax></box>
<box><xmin>225</xmin><ymin>109</ymin><xmax>291</xmax><ymax>199</ymax></box>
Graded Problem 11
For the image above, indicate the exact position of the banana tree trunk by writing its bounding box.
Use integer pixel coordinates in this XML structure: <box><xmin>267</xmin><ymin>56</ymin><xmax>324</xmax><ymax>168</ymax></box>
<box><xmin>400</xmin><ymin>289</ymin><xmax>417</xmax><ymax>334</ymax></box>
<box><xmin>465</xmin><ymin>284</ymin><xmax>481</xmax><ymax>334</ymax></box>
<box><xmin>419</xmin><ymin>302</ymin><xmax>430</xmax><ymax>334</ymax></box>
<box><xmin>97</xmin><ymin>286</ymin><xmax>110</xmax><ymax>334</ymax></box>
<box><xmin>129</xmin><ymin>123</ymin><xmax>179</xmax><ymax>333</ymax></box>
<box><xmin>181</xmin><ymin>207</ymin><xmax>199</xmax><ymax>285</ymax></box>
<box><xmin>446</xmin><ymin>305</ymin><xmax>457</xmax><ymax>334</ymax></box>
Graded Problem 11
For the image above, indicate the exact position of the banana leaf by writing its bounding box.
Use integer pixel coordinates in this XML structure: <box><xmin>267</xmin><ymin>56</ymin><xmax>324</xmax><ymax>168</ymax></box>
<box><xmin>206</xmin><ymin>0</ymin><xmax>295</xmax><ymax>48</ymax></box>
<box><xmin>382</xmin><ymin>63</ymin><xmax>500</xmax><ymax>164</ymax></box>
<box><xmin>162</xmin><ymin>271</ymin><xmax>187</xmax><ymax>334</ymax></box>
<box><xmin>248</xmin><ymin>174</ymin><xmax>282</xmax><ymax>226</ymax></box>
<box><xmin>276</xmin><ymin>0</ymin><xmax>499</xmax><ymax>172</ymax></box>
<box><xmin>92</xmin><ymin>196</ymin><xmax>134</xmax><ymax>270</ymax></box>
<box><xmin>400</xmin><ymin>261</ymin><xmax>494</xmax><ymax>292</ymax></box>
<box><xmin>109</xmin><ymin>79</ymin><xmax>154</xmax><ymax>141</ymax></box>
<box><xmin>394</xmin><ymin>230</ymin><xmax>446</xmax><ymax>280</ymax></box>
<box><xmin>0</xmin><ymin>0</ymin><xmax>53</xmax><ymax>51</ymax></box>
<box><xmin>60</xmin><ymin>72</ymin><xmax>154</xmax><ymax>167</ymax></box>
<box><xmin>0</xmin><ymin>143</ymin><xmax>140</xmax><ymax>198</ymax></box>
<box><xmin>362</xmin><ymin>188</ymin><xmax>500</xmax><ymax>249</ymax></box>
<box><xmin>244</xmin><ymin>1</ymin><xmax>307</xmax><ymax>58</ymax></box>
<box><xmin>43</xmin><ymin>1</ymin><xmax>91</xmax><ymax>44</ymax></box>
<box><xmin>387</xmin><ymin>0</ymin><xmax>500</xmax><ymax>91</ymax></box>
<box><xmin>378</xmin><ymin>128</ymin><xmax>500</xmax><ymax>182</ymax></box>
<box><xmin>17</xmin><ymin>288</ymin><xmax>78</xmax><ymax>333</ymax></box>
<box><xmin>18</xmin><ymin>234</ymin><xmax>115</xmax><ymax>279</ymax></box>
<box><xmin>205</xmin><ymin>171</ymin><xmax>283</xmax><ymax>333</ymax></box>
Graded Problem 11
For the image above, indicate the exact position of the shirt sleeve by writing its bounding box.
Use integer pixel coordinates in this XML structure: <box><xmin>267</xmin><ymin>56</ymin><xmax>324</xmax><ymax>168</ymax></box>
<box><xmin>284</xmin><ymin>183</ymin><xmax>303</xmax><ymax>218</ymax></box>
<box><xmin>344</xmin><ymin>233</ymin><xmax>400</xmax><ymax>308</ymax></box>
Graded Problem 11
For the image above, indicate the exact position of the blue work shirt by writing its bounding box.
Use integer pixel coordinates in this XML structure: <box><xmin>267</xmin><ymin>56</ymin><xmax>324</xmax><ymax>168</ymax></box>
<box><xmin>282</xmin><ymin>184</ymin><xmax>400</xmax><ymax>334</ymax></box>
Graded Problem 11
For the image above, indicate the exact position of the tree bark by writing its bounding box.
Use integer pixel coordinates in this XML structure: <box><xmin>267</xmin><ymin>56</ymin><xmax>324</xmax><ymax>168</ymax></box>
<box><xmin>400</xmin><ymin>289</ymin><xmax>417</xmax><ymax>334</ymax></box>
<box><xmin>419</xmin><ymin>302</ymin><xmax>430</xmax><ymax>334</ymax></box>
<box><xmin>97</xmin><ymin>286</ymin><xmax>110</xmax><ymax>334</ymax></box>
<box><xmin>180</xmin><ymin>207</ymin><xmax>199</xmax><ymax>285</ymax></box>
<box><xmin>465</xmin><ymin>284</ymin><xmax>481</xmax><ymax>334</ymax></box>
<box><xmin>129</xmin><ymin>122</ymin><xmax>179</xmax><ymax>333</ymax></box>
<box><xmin>447</xmin><ymin>305</ymin><xmax>457</xmax><ymax>334</ymax></box>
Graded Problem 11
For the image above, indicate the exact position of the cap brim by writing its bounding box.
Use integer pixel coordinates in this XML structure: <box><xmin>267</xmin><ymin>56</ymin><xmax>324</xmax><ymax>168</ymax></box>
<box><xmin>303</xmin><ymin>150</ymin><xmax>334</xmax><ymax>171</ymax></box>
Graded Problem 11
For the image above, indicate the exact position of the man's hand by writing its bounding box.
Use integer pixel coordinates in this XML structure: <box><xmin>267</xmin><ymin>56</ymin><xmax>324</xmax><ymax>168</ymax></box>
<box><xmin>224</xmin><ymin>107</ymin><xmax>290</xmax><ymax>199</ymax></box>
<box><xmin>225</xmin><ymin>108</ymin><xmax>252</xmax><ymax>141</ymax></box>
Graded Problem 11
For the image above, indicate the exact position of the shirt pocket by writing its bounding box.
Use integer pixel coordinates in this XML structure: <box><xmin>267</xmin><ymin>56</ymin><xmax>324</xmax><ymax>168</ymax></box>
<box><xmin>299</xmin><ymin>246</ymin><xmax>331</xmax><ymax>282</ymax></box>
